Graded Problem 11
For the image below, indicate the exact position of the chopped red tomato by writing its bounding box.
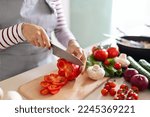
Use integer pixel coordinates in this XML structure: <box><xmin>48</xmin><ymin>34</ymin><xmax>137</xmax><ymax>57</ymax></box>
<box><xmin>57</xmin><ymin>58</ymin><xmax>81</xmax><ymax>81</ymax></box>
<box><xmin>44</xmin><ymin>73</ymin><xmax>57</xmax><ymax>83</ymax></box>
<box><xmin>40</xmin><ymin>88</ymin><xmax>49</xmax><ymax>95</ymax></box>
<box><xmin>40</xmin><ymin>58</ymin><xmax>81</xmax><ymax>96</ymax></box>
<box><xmin>40</xmin><ymin>81</ymin><xmax>50</xmax><ymax>88</ymax></box>
<box><xmin>48</xmin><ymin>84</ymin><xmax>62</xmax><ymax>91</ymax></box>
<box><xmin>50</xmin><ymin>89</ymin><xmax>60</xmax><ymax>95</ymax></box>
<box><xmin>51</xmin><ymin>75</ymin><xmax>68</xmax><ymax>86</ymax></box>
<box><xmin>58</xmin><ymin>70</ymin><xmax>65</xmax><ymax>76</ymax></box>
<box><xmin>57</xmin><ymin>58</ymin><xmax>67</xmax><ymax>71</ymax></box>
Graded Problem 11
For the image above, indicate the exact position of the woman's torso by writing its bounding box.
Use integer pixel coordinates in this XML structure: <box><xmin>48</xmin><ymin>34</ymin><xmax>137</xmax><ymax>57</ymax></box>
<box><xmin>0</xmin><ymin>0</ymin><xmax>57</xmax><ymax>80</ymax></box>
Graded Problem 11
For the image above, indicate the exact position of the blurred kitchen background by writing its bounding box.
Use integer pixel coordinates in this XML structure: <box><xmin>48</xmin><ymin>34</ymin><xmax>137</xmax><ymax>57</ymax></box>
<box><xmin>57</xmin><ymin>0</ymin><xmax>150</xmax><ymax>48</ymax></box>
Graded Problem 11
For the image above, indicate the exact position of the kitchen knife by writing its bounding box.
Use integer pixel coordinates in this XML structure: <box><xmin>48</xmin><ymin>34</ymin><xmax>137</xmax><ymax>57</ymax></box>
<box><xmin>51</xmin><ymin>43</ymin><xmax>83</xmax><ymax>66</ymax></box>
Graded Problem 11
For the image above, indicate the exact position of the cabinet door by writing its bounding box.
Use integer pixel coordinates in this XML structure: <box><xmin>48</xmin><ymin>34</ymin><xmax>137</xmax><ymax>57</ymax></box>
<box><xmin>70</xmin><ymin>0</ymin><xmax>112</xmax><ymax>47</ymax></box>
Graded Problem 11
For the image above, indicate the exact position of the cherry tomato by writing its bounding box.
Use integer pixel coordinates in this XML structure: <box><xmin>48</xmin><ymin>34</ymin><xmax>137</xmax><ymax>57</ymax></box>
<box><xmin>131</xmin><ymin>86</ymin><xmax>139</xmax><ymax>94</ymax></box>
<box><xmin>108</xmin><ymin>81</ymin><xmax>116</xmax><ymax>88</ymax></box>
<box><xmin>109</xmin><ymin>88</ymin><xmax>116</xmax><ymax>96</ymax></box>
<box><xmin>104</xmin><ymin>85</ymin><xmax>111</xmax><ymax>91</ymax></box>
<box><xmin>127</xmin><ymin>89</ymin><xmax>134</xmax><ymax>97</ymax></box>
<box><xmin>116</xmin><ymin>93</ymin><xmax>125</xmax><ymax>100</ymax></box>
<box><xmin>40</xmin><ymin>88</ymin><xmax>49</xmax><ymax>95</ymax></box>
<box><xmin>126</xmin><ymin>96</ymin><xmax>133</xmax><ymax>100</ymax></box>
<box><xmin>114</xmin><ymin>97</ymin><xmax>120</xmax><ymax>100</ymax></box>
<box><xmin>107</xmin><ymin>47</ymin><xmax>119</xmax><ymax>58</ymax></box>
<box><xmin>92</xmin><ymin>46</ymin><xmax>99</xmax><ymax>54</ymax></box>
<box><xmin>93</xmin><ymin>49</ymin><xmax>108</xmax><ymax>61</ymax></box>
<box><xmin>114</xmin><ymin>62</ymin><xmax>122</xmax><ymax>70</ymax></box>
<box><xmin>117</xmin><ymin>89</ymin><xmax>124</xmax><ymax>94</ymax></box>
<box><xmin>101</xmin><ymin>88</ymin><xmax>109</xmax><ymax>96</ymax></box>
<box><xmin>104</xmin><ymin>59</ymin><xmax>110</xmax><ymax>66</ymax></box>
<box><xmin>131</xmin><ymin>93</ymin><xmax>139</xmax><ymax>100</ymax></box>
<box><xmin>120</xmin><ymin>84</ymin><xmax>128</xmax><ymax>91</ymax></box>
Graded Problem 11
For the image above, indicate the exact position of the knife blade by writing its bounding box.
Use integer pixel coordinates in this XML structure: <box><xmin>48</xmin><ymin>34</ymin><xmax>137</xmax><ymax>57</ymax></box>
<box><xmin>51</xmin><ymin>43</ymin><xmax>83</xmax><ymax>66</ymax></box>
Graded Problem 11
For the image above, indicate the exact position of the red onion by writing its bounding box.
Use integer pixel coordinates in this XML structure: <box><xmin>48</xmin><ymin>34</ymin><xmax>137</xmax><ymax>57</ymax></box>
<box><xmin>130</xmin><ymin>74</ymin><xmax>149</xmax><ymax>91</ymax></box>
<box><xmin>123</xmin><ymin>68</ymin><xmax>138</xmax><ymax>82</ymax></box>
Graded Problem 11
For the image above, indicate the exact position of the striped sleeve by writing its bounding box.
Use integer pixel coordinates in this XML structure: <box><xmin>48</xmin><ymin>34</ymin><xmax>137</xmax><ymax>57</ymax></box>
<box><xmin>0</xmin><ymin>23</ymin><xmax>26</xmax><ymax>49</ymax></box>
<box><xmin>54</xmin><ymin>0</ymin><xmax>76</xmax><ymax>47</ymax></box>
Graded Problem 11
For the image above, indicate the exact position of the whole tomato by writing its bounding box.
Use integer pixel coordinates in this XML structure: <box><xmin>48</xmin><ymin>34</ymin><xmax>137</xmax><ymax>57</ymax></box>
<box><xmin>93</xmin><ymin>49</ymin><xmax>108</xmax><ymax>61</ymax></box>
<box><xmin>107</xmin><ymin>47</ymin><xmax>119</xmax><ymax>58</ymax></box>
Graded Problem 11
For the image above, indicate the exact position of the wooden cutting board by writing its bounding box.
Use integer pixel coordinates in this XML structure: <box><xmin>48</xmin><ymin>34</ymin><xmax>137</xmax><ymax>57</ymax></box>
<box><xmin>18</xmin><ymin>72</ymin><xmax>108</xmax><ymax>100</ymax></box>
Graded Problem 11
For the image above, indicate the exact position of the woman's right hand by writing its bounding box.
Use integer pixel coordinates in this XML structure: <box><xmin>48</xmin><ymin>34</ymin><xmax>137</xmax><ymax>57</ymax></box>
<box><xmin>22</xmin><ymin>23</ymin><xmax>51</xmax><ymax>48</ymax></box>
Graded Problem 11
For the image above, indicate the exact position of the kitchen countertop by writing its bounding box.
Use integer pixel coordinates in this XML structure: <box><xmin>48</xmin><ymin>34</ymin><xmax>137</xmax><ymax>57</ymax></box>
<box><xmin>0</xmin><ymin>40</ymin><xmax>150</xmax><ymax>100</ymax></box>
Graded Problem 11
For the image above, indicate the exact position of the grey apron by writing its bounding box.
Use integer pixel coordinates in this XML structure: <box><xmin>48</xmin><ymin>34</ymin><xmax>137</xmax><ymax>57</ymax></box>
<box><xmin>0</xmin><ymin>0</ymin><xmax>57</xmax><ymax>81</ymax></box>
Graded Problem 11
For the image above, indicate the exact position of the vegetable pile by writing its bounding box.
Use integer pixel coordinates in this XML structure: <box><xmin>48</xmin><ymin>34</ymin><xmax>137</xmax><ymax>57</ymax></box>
<box><xmin>86</xmin><ymin>45</ymin><xmax>130</xmax><ymax>79</ymax></box>
<box><xmin>40</xmin><ymin>58</ymin><xmax>81</xmax><ymax>95</ymax></box>
<box><xmin>87</xmin><ymin>45</ymin><xmax>150</xmax><ymax>92</ymax></box>
<box><xmin>125</xmin><ymin>56</ymin><xmax>150</xmax><ymax>90</ymax></box>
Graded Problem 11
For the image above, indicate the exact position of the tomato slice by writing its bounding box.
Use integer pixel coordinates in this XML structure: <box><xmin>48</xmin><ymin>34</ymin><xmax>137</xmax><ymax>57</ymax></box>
<box><xmin>50</xmin><ymin>89</ymin><xmax>60</xmax><ymax>95</ymax></box>
<box><xmin>51</xmin><ymin>75</ymin><xmax>68</xmax><ymax>86</ymax></box>
<box><xmin>40</xmin><ymin>81</ymin><xmax>50</xmax><ymax>88</ymax></box>
<box><xmin>44</xmin><ymin>74</ymin><xmax>57</xmax><ymax>82</ymax></box>
<box><xmin>40</xmin><ymin>88</ymin><xmax>49</xmax><ymax>95</ymax></box>
<box><xmin>48</xmin><ymin>84</ymin><xmax>62</xmax><ymax>91</ymax></box>
<box><xmin>44</xmin><ymin>75</ymin><xmax>51</xmax><ymax>82</ymax></box>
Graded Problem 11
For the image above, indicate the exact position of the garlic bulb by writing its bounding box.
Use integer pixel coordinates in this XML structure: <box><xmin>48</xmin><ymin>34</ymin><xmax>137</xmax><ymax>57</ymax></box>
<box><xmin>114</xmin><ymin>53</ymin><xmax>130</xmax><ymax>67</ymax></box>
<box><xmin>87</xmin><ymin>64</ymin><xmax>105</xmax><ymax>80</ymax></box>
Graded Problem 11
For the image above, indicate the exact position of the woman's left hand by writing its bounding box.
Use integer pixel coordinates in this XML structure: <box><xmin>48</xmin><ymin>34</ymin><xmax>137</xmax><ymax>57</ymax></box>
<box><xmin>67</xmin><ymin>40</ymin><xmax>86</xmax><ymax>72</ymax></box>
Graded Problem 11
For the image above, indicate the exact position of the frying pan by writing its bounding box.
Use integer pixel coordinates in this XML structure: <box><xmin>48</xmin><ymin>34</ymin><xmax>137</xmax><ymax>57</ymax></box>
<box><xmin>116</xmin><ymin>36</ymin><xmax>150</xmax><ymax>62</ymax></box>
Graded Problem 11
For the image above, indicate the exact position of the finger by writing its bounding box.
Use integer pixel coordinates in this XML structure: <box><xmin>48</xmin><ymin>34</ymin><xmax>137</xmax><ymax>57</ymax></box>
<box><xmin>80</xmin><ymin>50</ymin><xmax>87</xmax><ymax>74</ymax></box>
<box><xmin>30</xmin><ymin>40</ymin><xmax>36</xmax><ymax>46</ymax></box>
<box><xmin>34</xmin><ymin>40</ymin><xmax>40</xmax><ymax>47</ymax></box>
<box><xmin>74</xmin><ymin>47</ymin><xmax>83</xmax><ymax>59</ymax></box>
<box><xmin>36</xmin><ymin>32</ymin><xmax>45</xmax><ymax>48</ymax></box>
<box><xmin>41</xmin><ymin>29</ymin><xmax>51</xmax><ymax>48</ymax></box>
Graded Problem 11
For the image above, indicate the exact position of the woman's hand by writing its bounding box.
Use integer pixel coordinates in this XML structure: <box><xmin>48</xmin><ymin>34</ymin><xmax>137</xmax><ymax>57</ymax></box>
<box><xmin>22</xmin><ymin>23</ymin><xmax>51</xmax><ymax>48</ymax></box>
<box><xmin>67</xmin><ymin>40</ymin><xmax>86</xmax><ymax>72</ymax></box>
